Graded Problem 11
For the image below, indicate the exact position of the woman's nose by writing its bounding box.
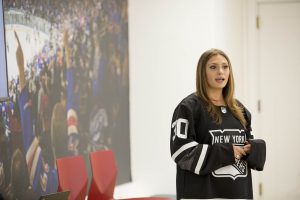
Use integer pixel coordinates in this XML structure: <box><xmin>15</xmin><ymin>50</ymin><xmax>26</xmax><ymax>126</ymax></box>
<box><xmin>217</xmin><ymin>66</ymin><xmax>223</xmax><ymax>74</ymax></box>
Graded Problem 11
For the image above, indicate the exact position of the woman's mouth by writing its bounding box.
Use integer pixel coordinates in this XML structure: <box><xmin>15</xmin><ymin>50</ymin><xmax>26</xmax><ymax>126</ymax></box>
<box><xmin>215</xmin><ymin>77</ymin><xmax>225</xmax><ymax>83</ymax></box>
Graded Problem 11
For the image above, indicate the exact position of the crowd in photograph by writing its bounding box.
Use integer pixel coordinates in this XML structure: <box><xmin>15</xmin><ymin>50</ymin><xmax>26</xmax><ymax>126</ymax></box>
<box><xmin>0</xmin><ymin>0</ymin><xmax>129</xmax><ymax>199</ymax></box>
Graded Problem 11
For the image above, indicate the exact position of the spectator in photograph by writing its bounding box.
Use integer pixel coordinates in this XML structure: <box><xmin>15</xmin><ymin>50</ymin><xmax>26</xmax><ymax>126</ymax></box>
<box><xmin>15</xmin><ymin>30</ymin><xmax>57</xmax><ymax>196</ymax></box>
<box><xmin>51</xmin><ymin>90</ymin><xmax>68</xmax><ymax>159</ymax></box>
<box><xmin>3</xmin><ymin>149</ymin><xmax>38</xmax><ymax>200</ymax></box>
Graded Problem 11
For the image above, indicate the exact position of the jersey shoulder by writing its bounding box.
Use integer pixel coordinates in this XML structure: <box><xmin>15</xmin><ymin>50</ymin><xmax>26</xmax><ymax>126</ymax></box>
<box><xmin>174</xmin><ymin>93</ymin><xmax>205</xmax><ymax>114</ymax></box>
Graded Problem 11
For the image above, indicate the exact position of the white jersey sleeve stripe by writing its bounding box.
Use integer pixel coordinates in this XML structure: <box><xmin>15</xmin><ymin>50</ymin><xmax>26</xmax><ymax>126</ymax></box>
<box><xmin>194</xmin><ymin>144</ymin><xmax>208</xmax><ymax>175</ymax></box>
<box><xmin>172</xmin><ymin>141</ymin><xmax>198</xmax><ymax>160</ymax></box>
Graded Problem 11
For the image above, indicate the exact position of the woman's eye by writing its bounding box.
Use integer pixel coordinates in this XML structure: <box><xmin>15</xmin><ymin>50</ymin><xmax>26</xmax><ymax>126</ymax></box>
<box><xmin>223</xmin><ymin>65</ymin><xmax>229</xmax><ymax>69</ymax></box>
<box><xmin>209</xmin><ymin>65</ymin><xmax>216</xmax><ymax>69</ymax></box>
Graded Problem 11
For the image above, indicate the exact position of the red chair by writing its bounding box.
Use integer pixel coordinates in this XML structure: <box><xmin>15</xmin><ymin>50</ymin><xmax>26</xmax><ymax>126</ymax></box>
<box><xmin>88</xmin><ymin>150</ymin><xmax>172</xmax><ymax>200</ymax></box>
<box><xmin>88</xmin><ymin>150</ymin><xmax>117</xmax><ymax>200</ymax></box>
<box><xmin>56</xmin><ymin>155</ymin><xmax>88</xmax><ymax>200</ymax></box>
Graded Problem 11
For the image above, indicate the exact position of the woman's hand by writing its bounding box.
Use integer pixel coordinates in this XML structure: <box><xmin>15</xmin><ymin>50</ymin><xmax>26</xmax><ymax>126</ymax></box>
<box><xmin>243</xmin><ymin>141</ymin><xmax>251</xmax><ymax>154</ymax></box>
<box><xmin>233</xmin><ymin>143</ymin><xmax>251</xmax><ymax>160</ymax></box>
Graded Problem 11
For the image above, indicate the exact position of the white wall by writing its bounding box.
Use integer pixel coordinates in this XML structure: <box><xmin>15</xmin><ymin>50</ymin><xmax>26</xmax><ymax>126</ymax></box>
<box><xmin>115</xmin><ymin>0</ymin><xmax>247</xmax><ymax>198</ymax></box>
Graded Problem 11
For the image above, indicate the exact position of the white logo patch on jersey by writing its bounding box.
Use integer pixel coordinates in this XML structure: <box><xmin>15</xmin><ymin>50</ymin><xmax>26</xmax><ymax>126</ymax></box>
<box><xmin>210</xmin><ymin>129</ymin><xmax>248</xmax><ymax>180</ymax></box>
<box><xmin>221</xmin><ymin>106</ymin><xmax>227</xmax><ymax>113</ymax></box>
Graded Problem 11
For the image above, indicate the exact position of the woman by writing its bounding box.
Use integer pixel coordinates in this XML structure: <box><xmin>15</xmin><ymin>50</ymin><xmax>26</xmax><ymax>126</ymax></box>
<box><xmin>170</xmin><ymin>49</ymin><xmax>266</xmax><ymax>199</ymax></box>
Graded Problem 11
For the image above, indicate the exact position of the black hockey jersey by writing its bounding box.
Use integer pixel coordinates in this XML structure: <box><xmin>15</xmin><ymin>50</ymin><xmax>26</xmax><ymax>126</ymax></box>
<box><xmin>170</xmin><ymin>93</ymin><xmax>266</xmax><ymax>200</ymax></box>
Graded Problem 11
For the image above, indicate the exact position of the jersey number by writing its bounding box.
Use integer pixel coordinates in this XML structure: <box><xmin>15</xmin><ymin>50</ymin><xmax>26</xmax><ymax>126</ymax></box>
<box><xmin>172</xmin><ymin>118</ymin><xmax>189</xmax><ymax>140</ymax></box>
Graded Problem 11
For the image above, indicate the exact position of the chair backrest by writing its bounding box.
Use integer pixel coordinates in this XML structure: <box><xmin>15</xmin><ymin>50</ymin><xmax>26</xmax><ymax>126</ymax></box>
<box><xmin>88</xmin><ymin>150</ymin><xmax>118</xmax><ymax>200</ymax></box>
<box><xmin>56</xmin><ymin>155</ymin><xmax>88</xmax><ymax>200</ymax></box>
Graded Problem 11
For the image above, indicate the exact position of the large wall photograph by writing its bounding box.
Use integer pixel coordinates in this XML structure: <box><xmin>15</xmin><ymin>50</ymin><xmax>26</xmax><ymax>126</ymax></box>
<box><xmin>0</xmin><ymin>0</ymin><xmax>130</xmax><ymax>198</ymax></box>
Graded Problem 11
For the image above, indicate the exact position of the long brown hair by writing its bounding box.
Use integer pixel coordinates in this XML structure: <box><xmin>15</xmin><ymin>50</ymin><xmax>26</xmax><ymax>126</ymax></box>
<box><xmin>195</xmin><ymin>48</ymin><xmax>246</xmax><ymax>128</ymax></box>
